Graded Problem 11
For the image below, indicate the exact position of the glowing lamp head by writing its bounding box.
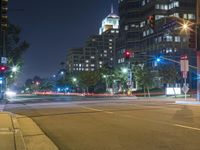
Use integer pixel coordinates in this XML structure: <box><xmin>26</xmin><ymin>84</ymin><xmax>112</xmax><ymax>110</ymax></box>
<box><xmin>156</xmin><ymin>58</ymin><xmax>161</xmax><ymax>62</ymax></box>
<box><xmin>11</xmin><ymin>66</ymin><xmax>18</xmax><ymax>73</ymax></box>
<box><xmin>182</xmin><ymin>23</ymin><xmax>189</xmax><ymax>30</ymax></box>
<box><xmin>72</xmin><ymin>78</ymin><xmax>77</xmax><ymax>82</ymax></box>
<box><xmin>122</xmin><ymin>68</ymin><xmax>128</xmax><ymax>74</ymax></box>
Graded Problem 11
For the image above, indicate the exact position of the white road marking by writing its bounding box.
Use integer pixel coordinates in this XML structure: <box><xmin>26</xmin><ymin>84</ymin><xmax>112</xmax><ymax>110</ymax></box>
<box><xmin>174</xmin><ymin>124</ymin><xmax>200</xmax><ymax>131</ymax></box>
<box><xmin>61</xmin><ymin>104</ymin><xmax>200</xmax><ymax>132</ymax></box>
<box><xmin>81</xmin><ymin>106</ymin><xmax>114</xmax><ymax>114</ymax></box>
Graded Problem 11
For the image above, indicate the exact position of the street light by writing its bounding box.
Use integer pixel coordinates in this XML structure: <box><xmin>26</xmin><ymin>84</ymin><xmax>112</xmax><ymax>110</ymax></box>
<box><xmin>72</xmin><ymin>77</ymin><xmax>77</xmax><ymax>82</ymax></box>
<box><xmin>60</xmin><ymin>71</ymin><xmax>64</xmax><ymax>75</ymax></box>
<box><xmin>182</xmin><ymin>23</ymin><xmax>189</xmax><ymax>31</ymax></box>
<box><xmin>11</xmin><ymin>66</ymin><xmax>18</xmax><ymax>73</ymax></box>
<box><xmin>122</xmin><ymin>68</ymin><xmax>128</xmax><ymax>74</ymax></box>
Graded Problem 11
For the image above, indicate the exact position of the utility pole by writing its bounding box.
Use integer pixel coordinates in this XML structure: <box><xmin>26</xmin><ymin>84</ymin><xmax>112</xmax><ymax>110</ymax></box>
<box><xmin>196</xmin><ymin>0</ymin><xmax>200</xmax><ymax>100</ymax></box>
<box><xmin>0</xmin><ymin>0</ymin><xmax>8</xmax><ymax>100</ymax></box>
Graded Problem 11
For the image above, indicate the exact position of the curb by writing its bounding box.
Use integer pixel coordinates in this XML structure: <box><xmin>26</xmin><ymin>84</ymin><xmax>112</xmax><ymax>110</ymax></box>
<box><xmin>15</xmin><ymin>115</ymin><xmax>59</xmax><ymax>150</ymax></box>
<box><xmin>0</xmin><ymin>112</ymin><xmax>27</xmax><ymax>150</ymax></box>
<box><xmin>11</xmin><ymin>113</ymin><xmax>27</xmax><ymax>150</ymax></box>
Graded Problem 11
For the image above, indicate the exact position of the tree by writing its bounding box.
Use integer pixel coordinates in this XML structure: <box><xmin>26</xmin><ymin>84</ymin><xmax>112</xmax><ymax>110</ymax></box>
<box><xmin>113</xmin><ymin>67</ymin><xmax>128</xmax><ymax>93</ymax></box>
<box><xmin>158</xmin><ymin>64</ymin><xmax>181</xmax><ymax>97</ymax></box>
<box><xmin>56</xmin><ymin>74</ymin><xmax>72</xmax><ymax>87</ymax></box>
<box><xmin>39</xmin><ymin>80</ymin><xmax>54</xmax><ymax>91</ymax></box>
<box><xmin>78</xmin><ymin>71</ymin><xmax>101</xmax><ymax>92</ymax></box>
<box><xmin>134</xmin><ymin>65</ymin><xmax>154</xmax><ymax>97</ymax></box>
<box><xmin>6</xmin><ymin>24</ymin><xmax>29</xmax><ymax>64</ymax></box>
<box><xmin>158</xmin><ymin>64</ymin><xmax>181</xmax><ymax>85</ymax></box>
<box><xmin>5</xmin><ymin>24</ymin><xmax>29</xmax><ymax>85</ymax></box>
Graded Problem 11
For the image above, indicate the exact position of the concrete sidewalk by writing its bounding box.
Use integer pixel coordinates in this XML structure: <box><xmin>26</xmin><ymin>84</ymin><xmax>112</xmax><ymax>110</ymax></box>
<box><xmin>0</xmin><ymin>112</ymin><xmax>58</xmax><ymax>150</ymax></box>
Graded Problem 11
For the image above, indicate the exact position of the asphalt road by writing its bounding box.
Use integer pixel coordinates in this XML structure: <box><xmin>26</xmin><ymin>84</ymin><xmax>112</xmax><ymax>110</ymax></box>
<box><xmin>4</xmin><ymin>97</ymin><xmax>200</xmax><ymax>150</ymax></box>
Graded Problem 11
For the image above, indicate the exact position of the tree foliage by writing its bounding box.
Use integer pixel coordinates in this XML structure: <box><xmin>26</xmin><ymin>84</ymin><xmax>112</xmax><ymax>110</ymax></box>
<box><xmin>4</xmin><ymin>24</ymin><xmax>29</xmax><ymax>86</ymax></box>
<box><xmin>158</xmin><ymin>64</ymin><xmax>181</xmax><ymax>84</ymax></box>
<box><xmin>78</xmin><ymin>71</ymin><xmax>101</xmax><ymax>92</ymax></box>
<box><xmin>134</xmin><ymin>65</ymin><xmax>154</xmax><ymax>96</ymax></box>
<box><xmin>6</xmin><ymin>24</ymin><xmax>29</xmax><ymax>64</ymax></box>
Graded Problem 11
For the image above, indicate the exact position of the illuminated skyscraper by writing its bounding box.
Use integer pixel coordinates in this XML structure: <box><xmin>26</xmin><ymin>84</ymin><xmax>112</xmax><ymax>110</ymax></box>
<box><xmin>99</xmin><ymin>5</ymin><xmax>119</xmax><ymax>35</ymax></box>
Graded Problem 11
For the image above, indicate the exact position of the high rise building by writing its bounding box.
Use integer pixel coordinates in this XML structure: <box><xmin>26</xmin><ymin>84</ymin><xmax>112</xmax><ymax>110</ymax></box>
<box><xmin>66</xmin><ymin>48</ymin><xmax>84</xmax><ymax>73</ymax></box>
<box><xmin>117</xmin><ymin>0</ymin><xmax>197</xmax><ymax>87</ymax></box>
<box><xmin>66</xmin><ymin>6</ymin><xmax>119</xmax><ymax>73</ymax></box>
<box><xmin>99</xmin><ymin>5</ymin><xmax>120</xmax><ymax>35</ymax></box>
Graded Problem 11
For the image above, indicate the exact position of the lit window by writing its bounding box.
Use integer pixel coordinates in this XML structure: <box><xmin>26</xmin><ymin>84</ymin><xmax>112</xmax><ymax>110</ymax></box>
<box><xmin>125</xmin><ymin>25</ymin><xmax>129</xmax><ymax>30</ymax></box>
<box><xmin>173</xmin><ymin>1</ymin><xmax>179</xmax><ymax>7</ymax></box>
<box><xmin>188</xmin><ymin>14</ymin><xmax>195</xmax><ymax>20</ymax></box>
<box><xmin>140</xmin><ymin>21</ymin><xmax>145</xmax><ymax>27</ymax></box>
<box><xmin>183</xmin><ymin>14</ymin><xmax>187</xmax><ymax>19</ymax></box>
<box><xmin>165</xmin><ymin>35</ymin><xmax>173</xmax><ymax>42</ymax></box>
<box><xmin>175</xmin><ymin>36</ymin><xmax>181</xmax><ymax>42</ymax></box>
<box><xmin>142</xmin><ymin>0</ymin><xmax>145</xmax><ymax>6</ymax></box>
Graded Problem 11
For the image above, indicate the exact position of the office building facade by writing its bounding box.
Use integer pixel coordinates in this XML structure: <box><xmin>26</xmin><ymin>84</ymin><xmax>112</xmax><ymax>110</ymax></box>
<box><xmin>117</xmin><ymin>0</ymin><xmax>197</xmax><ymax>87</ymax></box>
<box><xmin>66</xmin><ymin>8</ymin><xmax>119</xmax><ymax>73</ymax></box>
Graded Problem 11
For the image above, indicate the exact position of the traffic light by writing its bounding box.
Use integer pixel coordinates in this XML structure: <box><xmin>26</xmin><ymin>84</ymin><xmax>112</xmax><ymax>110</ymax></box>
<box><xmin>0</xmin><ymin>65</ymin><xmax>8</xmax><ymax>72</ymax></box>
<box><xmin>1</xmin><ymin>0</ymin><xmax>8</xmax><ymax>31</ymax></box>
<box><xmin>188</xmin><ymin>29</ymin><xmax>196</xmax><ymax>49</ymax></box>
<box><xmin>147</xmin><ymin>15</ymin><xmax>155</xmax><ymax>29</ymax></box>
<box><xmin>123</xmin><ymin>50</ymin><xmax>133</xmax><ymax>60</ymax></box>
<box><xmin>0</xmin><ymin>77</ymin><xmax>3</xmax><ymax>84</ymax></box>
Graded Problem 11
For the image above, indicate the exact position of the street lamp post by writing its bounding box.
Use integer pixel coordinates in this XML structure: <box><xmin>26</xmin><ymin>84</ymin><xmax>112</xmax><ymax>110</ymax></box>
<box><xmin>196</xmin><ymin>0</ymin><xmax>200</xmax><ymax>100</ymax></box>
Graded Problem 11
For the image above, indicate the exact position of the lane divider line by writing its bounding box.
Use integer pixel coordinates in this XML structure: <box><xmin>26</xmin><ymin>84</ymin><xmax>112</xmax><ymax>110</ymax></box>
<box><xmin>81</xmin><ymin>106</ymin><xmax>114</xmax><ymax>114</ymax></box>
<box><xmin>174</xmin><ymin>124</ymin><xmax>200</xmax><ymax>131</ymax></box>
<box><xmin>81</xmin><ymin>106</ymin><xmax>200</xmax><ymax>132</ymax></box>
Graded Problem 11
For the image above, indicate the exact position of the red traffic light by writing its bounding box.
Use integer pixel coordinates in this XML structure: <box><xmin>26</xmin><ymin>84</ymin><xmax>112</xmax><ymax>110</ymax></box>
<box><xmin>0</xmin><ymin>65</ymin><xmax>8</xmax><ymax>72</ymax></box>
<box><xmin>124</xmin><ymin>50</ymin><xmax>133</xmax><ymax>59</ymax></box>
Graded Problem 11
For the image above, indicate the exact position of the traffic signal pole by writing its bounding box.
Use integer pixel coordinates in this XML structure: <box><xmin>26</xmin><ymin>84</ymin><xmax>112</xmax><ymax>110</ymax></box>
<box><xmin>0</xmin><ymin>0</ymin><xmax>8</xmax><ymax>100</ymax></box>
<box><xmin>196</xmin><ymin>0</ymin><xmax>200</xmax><ymax>100</ymax></box>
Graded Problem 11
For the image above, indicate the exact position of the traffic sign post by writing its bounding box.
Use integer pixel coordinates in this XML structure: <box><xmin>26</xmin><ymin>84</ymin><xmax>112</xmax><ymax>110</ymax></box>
<box><xmin>180</xmin><ymin>55</ymin><xmax>189</xmax><ymax>100</ymax></box>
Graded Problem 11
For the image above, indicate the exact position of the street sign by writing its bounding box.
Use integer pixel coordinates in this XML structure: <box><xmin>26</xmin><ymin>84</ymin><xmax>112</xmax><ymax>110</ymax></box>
<box><xmin>1</xmin><ymin>57</ymin><xmax>7</xmax><ymax>64</ymax></box>
<box><xmin>180</xmin><ymin>55</ymin><xmax>189</xmax><ymax>78</ymax></box>
<box><xmin>182</xmin><ymin>85</ymin><xmax>189</xmax><ymax>94</ymax></box>
<box><xmin>160</xmin><ymin>20</ymin><xmax>176</xmax><ymax>31</ymax></box>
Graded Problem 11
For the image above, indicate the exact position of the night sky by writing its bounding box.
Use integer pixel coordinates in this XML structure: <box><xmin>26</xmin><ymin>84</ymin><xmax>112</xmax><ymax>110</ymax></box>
<box><xmin>8</xmin><ymin>0</ymin><xmax>118</xmax><ymax>84</ymax></box>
